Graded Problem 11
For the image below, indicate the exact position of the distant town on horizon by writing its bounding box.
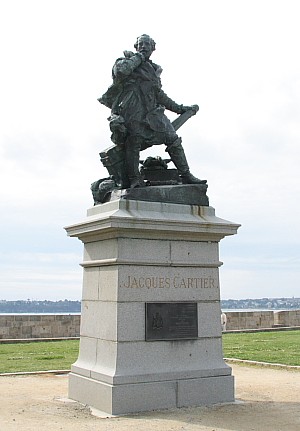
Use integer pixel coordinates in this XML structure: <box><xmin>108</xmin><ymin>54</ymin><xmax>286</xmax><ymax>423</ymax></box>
<box><xmin>0</xmin><ymin>298</ymin><xmax>299</xmax><ymax>313</ymax></box>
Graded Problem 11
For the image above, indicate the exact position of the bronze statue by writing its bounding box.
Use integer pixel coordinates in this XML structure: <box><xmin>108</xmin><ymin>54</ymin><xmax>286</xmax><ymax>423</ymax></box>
<box><xmin>98</xmin><ymin>34</ymin><xmax>206</xmax><ymax>189</ymax></box>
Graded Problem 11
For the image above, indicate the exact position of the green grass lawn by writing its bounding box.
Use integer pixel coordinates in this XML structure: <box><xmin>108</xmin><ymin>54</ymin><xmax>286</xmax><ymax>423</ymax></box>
<box><xmin>0</xmin><ymin>330</ymin><xmax>299</xmax><ymax>373</ymax></box>
<box><xmin>222</xmin><ymin>330</ymin><xmax>300</xmax><ymax>366</ymax></box>
<box><xmin>0</xmin><ymin>340</ymin><xmax>79</xmax><ymax>373</ymax></box>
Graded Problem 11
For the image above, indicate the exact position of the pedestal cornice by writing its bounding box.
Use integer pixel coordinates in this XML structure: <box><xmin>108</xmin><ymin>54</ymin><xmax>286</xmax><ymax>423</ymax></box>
<box><xmin>65</xmin><ymin>199</ymin><xmax>240</xmax><ymax>243</ymax></box>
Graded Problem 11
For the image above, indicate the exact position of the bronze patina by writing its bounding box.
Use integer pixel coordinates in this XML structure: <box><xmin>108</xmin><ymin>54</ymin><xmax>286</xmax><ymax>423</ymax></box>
<box><xmin>92</xmin><ymin>34</ymin><xmax>207</xmax><ymax>204</ymax></box>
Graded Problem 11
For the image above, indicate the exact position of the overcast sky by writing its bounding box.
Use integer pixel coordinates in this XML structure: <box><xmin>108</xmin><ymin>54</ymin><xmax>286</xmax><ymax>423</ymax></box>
<box><xmin>0</xmin><ymin>0</ymin><xmax>299</xmax><ymax>301</ymax></box>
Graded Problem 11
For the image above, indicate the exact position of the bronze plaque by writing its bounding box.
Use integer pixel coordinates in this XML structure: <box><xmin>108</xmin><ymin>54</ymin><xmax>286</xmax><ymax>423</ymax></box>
<box><xmin>146</xmin><ymin>302</ymin><xmax>198</xmax><ymax>341</ymax></box>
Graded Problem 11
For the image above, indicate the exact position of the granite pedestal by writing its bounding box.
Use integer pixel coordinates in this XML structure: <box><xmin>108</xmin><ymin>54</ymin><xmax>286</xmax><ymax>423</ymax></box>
<box><xmin>65</xmin><ymin>199</ymin><xmax>240</xmax><ymax>415</ymax></box>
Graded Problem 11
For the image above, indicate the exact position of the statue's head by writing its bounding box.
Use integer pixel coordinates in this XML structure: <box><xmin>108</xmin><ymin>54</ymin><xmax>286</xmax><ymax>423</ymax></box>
<box><xmin>134</xmin><ymin>34</ymin><xmax>156</xmax><ymax>59</ymax></box>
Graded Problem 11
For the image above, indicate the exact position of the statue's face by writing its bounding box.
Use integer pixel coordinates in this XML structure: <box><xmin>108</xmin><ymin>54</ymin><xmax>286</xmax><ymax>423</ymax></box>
<box><xmin>136</xmin><ymin>36</ymin><xmax>153</xmax><ymax>59</ymax></box>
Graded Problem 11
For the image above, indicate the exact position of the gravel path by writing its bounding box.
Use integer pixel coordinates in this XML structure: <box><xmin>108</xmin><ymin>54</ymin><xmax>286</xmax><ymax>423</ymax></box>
<box><xmin>0</xmin><ymin>364</ymin><xmax>299</xmax><ymax>431</ymax></box>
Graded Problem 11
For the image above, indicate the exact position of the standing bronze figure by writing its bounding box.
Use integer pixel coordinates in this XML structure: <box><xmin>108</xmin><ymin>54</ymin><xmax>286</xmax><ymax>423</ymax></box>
<box><xmin>98</xmin><ymin>34</ymin><xmax>206</xmax><ymax>189</ymax></box>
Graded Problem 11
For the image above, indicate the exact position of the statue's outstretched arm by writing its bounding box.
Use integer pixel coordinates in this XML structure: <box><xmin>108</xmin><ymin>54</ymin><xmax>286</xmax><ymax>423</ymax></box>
<box><xmin>157</xmin><ymin>89</ymin><xmax>199</xmax><ymax>115</ymax></box>
<box><xmin>157</xmin><ymin>90</ymin><xmax>187</xmax><ymax>114</ymax></box>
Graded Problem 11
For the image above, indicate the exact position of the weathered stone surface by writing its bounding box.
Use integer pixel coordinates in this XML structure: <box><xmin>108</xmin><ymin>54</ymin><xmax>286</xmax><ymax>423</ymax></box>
<box><xmin>65</xmin><ymin>200</ymin><xmax>240</xmax><ymax>414</ymax></box>
<box><xmin>0</xmin><ymin>315</ymin><xmax>80</xmax><ymax>339</ymax></box>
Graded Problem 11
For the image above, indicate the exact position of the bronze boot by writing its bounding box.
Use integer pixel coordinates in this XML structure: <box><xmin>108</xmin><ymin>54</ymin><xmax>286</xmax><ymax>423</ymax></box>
<box><xmin>125</xmin><ymin>142</ymin><xmax>145</xmax><ymax>188</ymax></box>
<box><xmin>166</xmin><ymin>138</ymin><xmax>207</xmax><ymax>184</ymax></box>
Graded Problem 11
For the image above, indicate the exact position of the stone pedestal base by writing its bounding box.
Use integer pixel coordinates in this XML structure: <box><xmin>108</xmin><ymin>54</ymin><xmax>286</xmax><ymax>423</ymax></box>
<box><xmin>69</xmin><ymin>374</ymin><xmax>234</xmax><ymax>415</ymax></box>
<box><xmin>65</xmin><ymin>200</ymin><xmax>240</xmax><ymax>415</ymax></box>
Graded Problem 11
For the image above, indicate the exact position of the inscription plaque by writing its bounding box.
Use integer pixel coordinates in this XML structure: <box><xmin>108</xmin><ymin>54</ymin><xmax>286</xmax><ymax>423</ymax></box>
<box><xmin>146</xmin><ymin>302</ymin><xmax>198</xmax><ymax>341</ymax></box>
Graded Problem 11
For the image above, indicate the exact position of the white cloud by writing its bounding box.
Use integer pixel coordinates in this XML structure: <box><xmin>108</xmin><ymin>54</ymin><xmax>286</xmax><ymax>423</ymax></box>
<box><xmin>0</xmin><ymin>252</ymin><xmax>83</xmax><ymax>300</ymax></box>
<box><xmin>220</xmin><ymin>267</ymin><xmax>300</xmax><ymax>300</ymax></box>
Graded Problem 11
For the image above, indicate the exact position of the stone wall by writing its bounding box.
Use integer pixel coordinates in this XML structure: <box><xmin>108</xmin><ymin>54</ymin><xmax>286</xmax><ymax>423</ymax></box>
<box><xmin>224</xmin><ymin>310</ymin><xmax>300</xmax><ymax>331</ymax></box>
<box><xmin>0</xmin><ymin>315</ymin><xmax>80</xmax><ymax>339</ymax></box>
<box><xmin>224</xmin><ymin>311</ymin><xmax>274</xmax><ymax>331</ymax></box>
<box><xmin>274</xmin><ymin>310</ymin><xmax>300</xmax><ymax>327</ymax></box>
<box><xmin>1</xmin><ymin>311</ymin><xmax>300</xmax><ymax>339</ymax></box>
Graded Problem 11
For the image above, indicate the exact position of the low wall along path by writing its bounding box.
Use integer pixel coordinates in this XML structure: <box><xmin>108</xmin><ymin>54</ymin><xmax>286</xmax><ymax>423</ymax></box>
<box><xmin>0</xmin><ymin>311</ymin><xmax>299</xmax><ymax>340</ymax></box>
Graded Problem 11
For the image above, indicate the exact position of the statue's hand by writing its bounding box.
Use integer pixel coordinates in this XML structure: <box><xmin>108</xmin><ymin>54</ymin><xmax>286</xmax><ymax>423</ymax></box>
<box><xmin>123</xmin><ymin>50</ymin><xmax>135</xmax><ymax>58</ymax></box>
<box><xmin>181</xmin><ymin>104</ymin><xmax>199</xmax><ymax>114</ymax></box>
<box><xmin>124</xmin><ymin>50</ymin><xmax>145</xmax><ymax>62</ymax></box>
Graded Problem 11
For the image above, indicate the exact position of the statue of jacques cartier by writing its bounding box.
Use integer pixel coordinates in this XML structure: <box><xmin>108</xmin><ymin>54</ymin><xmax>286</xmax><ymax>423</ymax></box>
<box><xmin>98</xmin><ymin>34</ymin><xmax>206</xmax><ymax>190</ymax></box>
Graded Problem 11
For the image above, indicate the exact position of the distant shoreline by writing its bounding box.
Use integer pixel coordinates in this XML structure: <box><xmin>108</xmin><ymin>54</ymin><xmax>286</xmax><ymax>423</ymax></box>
<box><xmin>0</xmin><ymin>312</ymin><xmax>81</xmax><ymax>315</ymax></box>
<box><xmin>0</xmin><ymin>309</ymin><xmax>298</xmax><ymax>315</ymax></box>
